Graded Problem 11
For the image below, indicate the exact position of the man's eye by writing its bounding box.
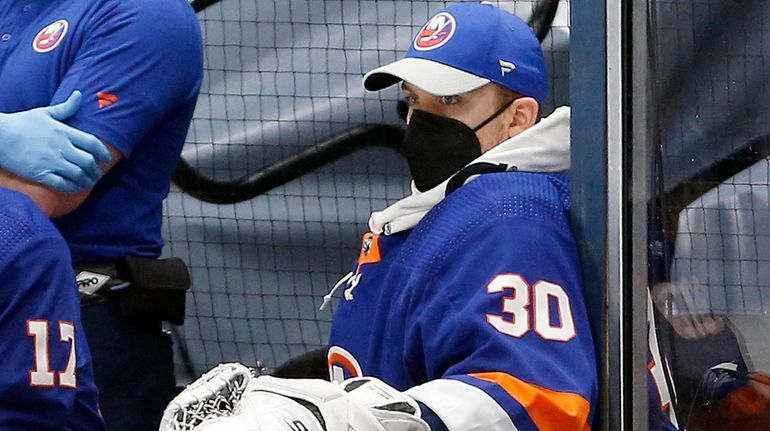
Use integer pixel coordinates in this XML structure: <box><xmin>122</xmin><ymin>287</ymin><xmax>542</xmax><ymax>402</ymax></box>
<box><xmin>440</xmin><ymin>95</ymin><xmax>458</xmax><ymax>105</ymax></box>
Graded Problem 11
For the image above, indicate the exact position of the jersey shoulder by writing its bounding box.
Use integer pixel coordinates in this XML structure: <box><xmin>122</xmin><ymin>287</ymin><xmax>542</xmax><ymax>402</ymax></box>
<box><xmin>89</xmin><ymin>0</ymin><xmax>198</xmax><ymax>20</ymax></box>
<box><xmin>395</xmin><ymin>172</ymin><xmax>573</xmax><ymax>274</ymax></box>
<box><xmin>427</xmin><ymin>171</ymin><xmax>571</xmax><ymax>233</ymax></box>
<box><xmin>0</xmin><ymin>188</ymin><xmax>63</xmax><ymax>267</ymax></box>
<box><xmin>86</xmin><ymin>0</ymin><xmax>202</xmax><ymax>45</ymax></box>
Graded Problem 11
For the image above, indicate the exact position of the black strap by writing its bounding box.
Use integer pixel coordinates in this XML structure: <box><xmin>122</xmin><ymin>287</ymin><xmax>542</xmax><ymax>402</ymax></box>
<box><xmin>120</xmin><ymin>256</ymin><xmax>190</xmax><ymax>292</ymax></box>
<box><xmin>445</xmin><ymin>162</ymin><xmax>511</xmax><ymax>196</ymax></box>
<box><xmin>471</xmin><ymin>97</ymin><xmax>518</xmax><ymax>132</ymax></box>
<box><xmin>76</xmin><ymin>257</ymin><xmax>191</xmax><ymax>324</ymax></box>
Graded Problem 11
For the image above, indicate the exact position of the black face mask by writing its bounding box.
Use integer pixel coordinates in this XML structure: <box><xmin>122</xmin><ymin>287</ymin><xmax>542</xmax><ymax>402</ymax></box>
<box><xmin>402</xmin><ymin>99</ymin><xmax>516</xmax><ymax>192</ymax></box>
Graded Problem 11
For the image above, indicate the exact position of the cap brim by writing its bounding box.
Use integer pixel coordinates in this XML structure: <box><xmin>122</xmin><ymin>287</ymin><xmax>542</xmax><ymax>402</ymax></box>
<box><xmin>363</xmin><ymin>58</ymin><xmax>490</xmax><ymax>96</ymax></box>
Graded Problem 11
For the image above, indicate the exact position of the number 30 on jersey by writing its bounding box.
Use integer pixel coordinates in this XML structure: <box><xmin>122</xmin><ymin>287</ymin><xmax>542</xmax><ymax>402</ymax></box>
<box><xmin>486</xmin><ymin>273</ymin><xmax>576</xmax><ymax>341</ymax></box>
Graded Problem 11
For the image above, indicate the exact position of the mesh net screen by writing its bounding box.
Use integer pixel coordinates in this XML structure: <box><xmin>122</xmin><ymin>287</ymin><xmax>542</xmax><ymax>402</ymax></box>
<box><xmin>652</xmin><ymin>0</ymin><xmax>770</xmax><ymax>318</ymax></box>
<box><xmin>162</xmin><ymin>0</ymin><xmax>571</xmax><ymax>380</ymax></box>
<box><xmin>649</xmin><ymin>0</ymin><xmax>770</xmax><ymax>427</ymax></box>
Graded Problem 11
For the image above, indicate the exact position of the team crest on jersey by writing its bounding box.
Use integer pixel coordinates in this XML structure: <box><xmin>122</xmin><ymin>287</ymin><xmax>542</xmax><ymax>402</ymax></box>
<box><xmin>413</xmin><ymin>12</ymin><xmax>457</xmax><ymax>51</ymax></box>
<box><xmin>33</xmin><ymin>20</ymin><xmax>69</xmax><ymax>53</ymax></box>
<box><xmin>328</xmin><ymin>346</ymin><xmax>363</xmax><ymax>383</ymax></box>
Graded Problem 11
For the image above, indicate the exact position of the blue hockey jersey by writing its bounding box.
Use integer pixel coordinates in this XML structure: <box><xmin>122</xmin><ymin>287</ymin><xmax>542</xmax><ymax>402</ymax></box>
<box><xmin>328</xmin><ymin>172</ymin><xmax>597</xmax><ymax>430</ymax></box>
<box><xmin>0</xmin><ymin>188</ymin><xmax>103</xmax><ymax>430</ymax></box>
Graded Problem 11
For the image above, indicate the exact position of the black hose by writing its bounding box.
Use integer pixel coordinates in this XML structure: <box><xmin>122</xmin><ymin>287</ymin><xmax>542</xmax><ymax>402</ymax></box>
<box><xmin>530</xmin><ymin>0</ymin><xmax>560</xmax><ymax>42</ymax></box>
<box><xmin>173</xmin><ymin>125</ymin><xmax>403</xmax><ymax>204</ymax></box>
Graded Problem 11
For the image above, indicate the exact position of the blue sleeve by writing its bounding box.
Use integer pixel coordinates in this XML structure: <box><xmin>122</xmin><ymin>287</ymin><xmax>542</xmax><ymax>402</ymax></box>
<box><xmin>404</xmin><ymin>218</ymin><xmax>597</xmax><ymax>431</ymax></box>
<box><xmin>0</xmin><ymin>233</ymin><xmax>102</xmax><ymax>430</ymax></box>
<box><xmin>52</xmin><ymin>0</ymin><xmax>203</xmax><ymax>157</ymax></box>
<box><xmin>417</xmin><ymin>402</ymin><xmax>449</xmax><ymax>431</ymax></box>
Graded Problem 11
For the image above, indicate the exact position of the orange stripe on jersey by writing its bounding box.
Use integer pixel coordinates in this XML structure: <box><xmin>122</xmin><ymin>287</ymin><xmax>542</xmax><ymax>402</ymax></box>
<box><xmin>470</xmin><ymin>372</ymin><xmax>592</xmax><ymax>431</ymax></box>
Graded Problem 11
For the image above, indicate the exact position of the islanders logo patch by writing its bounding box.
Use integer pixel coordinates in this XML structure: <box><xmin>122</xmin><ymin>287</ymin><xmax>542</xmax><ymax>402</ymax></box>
<box><xmin>33</xmin><ymin>20</ymin><xmax>69</xmax><ymax>53</ymax></box>
<box><xmin>413</xmin><ymin>12</ymin><xmax>456</xmax><ymax>51</ymax></box>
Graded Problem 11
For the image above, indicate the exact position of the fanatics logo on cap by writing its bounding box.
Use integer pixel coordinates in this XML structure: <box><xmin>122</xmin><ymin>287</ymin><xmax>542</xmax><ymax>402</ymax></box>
<box><xmin>413</xmin><ymin>12</ymin><xmax>457</xmax><ymax>51</ymax></box>
<box><xmin>33</xmin><ymin>20</ymin><xmax>68</xmax><ymax>53</ymax></box>
<box><xmin>499</xmin><ymin>59</ymin><xmax>517</xmax><ymax>76</ymax></box>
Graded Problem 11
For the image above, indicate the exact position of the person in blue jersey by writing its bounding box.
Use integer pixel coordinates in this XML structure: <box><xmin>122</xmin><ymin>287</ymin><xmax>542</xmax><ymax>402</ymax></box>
<box><xmin>0</xmin><ymin>187</ymin><xmax>104</xmax><ymax>431</ymax></box>
<box><xmin>0</xmin><ymin>1</ymin><xmax>203</xmax><ymax>430</ymax></box>
<box><xmin>161</xmin><ymin>3</ymin><xmax>598</xmax><ymax>431</ymax></box>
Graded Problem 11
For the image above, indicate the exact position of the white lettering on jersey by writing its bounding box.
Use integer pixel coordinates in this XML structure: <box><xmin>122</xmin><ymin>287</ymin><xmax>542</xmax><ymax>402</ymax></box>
<box><xmin>486</xmin><ymin>274</ymin><xmax>530</xmax><ymax>337</ymax></box>
<box><xmin>533</xmin><ymin>280</ymin><xmax>577</xmax><ymax>342</ymax></box>
<box><xmin>27</xmin><ymin>320</ymin><xmax>54</xmax><ymax>387</ymax></box>
<box><xmin>486</xmin><ymin>274</ymin><xmax>577</xmax><ymax>341</ymax></box>
<box><xmin>27</xmin><ymin>320</ymin><xmax>78</xmax><ymax>388</ymax></box>
<box><xmin>58</xmin><ymin>322</ymin><xmax>77</xmax><ymax>388</ymax></box>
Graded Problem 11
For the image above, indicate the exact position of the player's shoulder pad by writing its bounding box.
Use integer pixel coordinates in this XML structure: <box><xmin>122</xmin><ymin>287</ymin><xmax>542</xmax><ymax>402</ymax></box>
<box><xmin>395</xmin><ymin>172</ymin><xmax>572</xmax><ymax>273</ymax></box>
<box><xmin>0</xmin><ymin>188</ymin><xmax>62</xmax><ymax>266</ymax></box>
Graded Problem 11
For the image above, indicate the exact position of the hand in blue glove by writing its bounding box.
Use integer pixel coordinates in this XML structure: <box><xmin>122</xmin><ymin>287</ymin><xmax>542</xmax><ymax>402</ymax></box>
<box><xmin>0</xmin><ymin>91</ymin><xmax>112</xmax><ymax>193</ymax></box>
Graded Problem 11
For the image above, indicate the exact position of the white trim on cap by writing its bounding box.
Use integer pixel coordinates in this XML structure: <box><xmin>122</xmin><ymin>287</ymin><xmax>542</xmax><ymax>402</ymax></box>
<box><xmin>362</xmin><ymin>58</ymin><xmax>490</xmax><ymax>96</ymax></box>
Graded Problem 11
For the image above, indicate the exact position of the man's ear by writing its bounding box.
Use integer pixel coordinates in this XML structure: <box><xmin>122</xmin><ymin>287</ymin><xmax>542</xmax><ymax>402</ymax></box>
<box><xmin>505</xmin><ymin>97</ymin><xmax>540</xmax><ymax>139</ymax></box>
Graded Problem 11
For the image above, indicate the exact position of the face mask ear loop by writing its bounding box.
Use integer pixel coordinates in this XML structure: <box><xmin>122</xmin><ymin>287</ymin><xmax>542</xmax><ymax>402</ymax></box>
<box><xmin>471</xmin><ymin>97</ymin><xmax>518</xmax><ymax>132</ymax></box>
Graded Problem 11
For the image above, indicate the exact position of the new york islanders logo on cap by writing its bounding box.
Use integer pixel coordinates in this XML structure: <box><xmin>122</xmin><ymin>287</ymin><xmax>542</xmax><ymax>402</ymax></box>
<box><xmin>413</xmin><ymin>12</ymin><xmax>456</xmax><ymax>51</ymax></box>
<box><xmin>33</xmin><ymin>20</ymin><xmax>68</xmax><ymax>53</ymax></box>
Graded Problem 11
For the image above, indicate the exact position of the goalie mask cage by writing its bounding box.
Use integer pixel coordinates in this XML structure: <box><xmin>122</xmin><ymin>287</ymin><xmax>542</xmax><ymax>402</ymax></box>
<box><xmin>163</xmin><ymin>0</ymin><xmax>570</xmax><ymax>380</ymax></box>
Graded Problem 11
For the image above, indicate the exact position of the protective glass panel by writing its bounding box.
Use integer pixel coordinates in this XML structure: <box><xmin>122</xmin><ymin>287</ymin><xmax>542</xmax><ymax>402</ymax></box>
<box><xmin>648</xmin><ymin>1</ymin><xmax>770</xmax><ymax>429</ymax></box>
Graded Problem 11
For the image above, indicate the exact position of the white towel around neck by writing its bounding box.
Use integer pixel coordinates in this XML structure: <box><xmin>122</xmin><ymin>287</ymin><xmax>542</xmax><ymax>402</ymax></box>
<box><xmin>368</xmin><ymin>106</ymin><xmax>571</xmax><ymax>235</ymax></box>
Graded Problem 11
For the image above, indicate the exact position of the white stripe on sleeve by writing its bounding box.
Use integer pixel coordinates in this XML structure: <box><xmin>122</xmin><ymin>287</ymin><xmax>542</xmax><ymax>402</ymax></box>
<box><xmin>406</xmin><ymin>379</ymin><xmax>519</xmax><ymax>431</ymax></box>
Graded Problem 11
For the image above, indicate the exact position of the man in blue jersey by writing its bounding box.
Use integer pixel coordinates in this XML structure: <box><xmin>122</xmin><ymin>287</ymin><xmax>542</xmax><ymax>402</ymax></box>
<box><xmin>0</xmin><ymin>187</ymin><xmax>104</xmax><ymax>430</ymax></box>
<box><xmin>0</xmin><ymin>1</ymin><xmax>203</xmax><ymax>430</ymax></box>
<box><xmin>162</xmin><ymin>3</ymin><xmax>598</xmax><ymax>431</ymax></box>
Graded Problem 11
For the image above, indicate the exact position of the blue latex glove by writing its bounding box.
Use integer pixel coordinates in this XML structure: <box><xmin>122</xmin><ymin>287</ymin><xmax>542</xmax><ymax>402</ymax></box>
<box><xmin>0</xmin><ymin>91</ymin><xmax>112</xmax><ymax>193</ymax></box>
